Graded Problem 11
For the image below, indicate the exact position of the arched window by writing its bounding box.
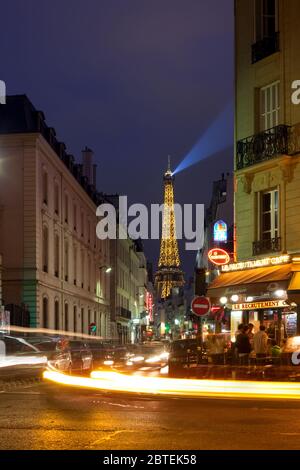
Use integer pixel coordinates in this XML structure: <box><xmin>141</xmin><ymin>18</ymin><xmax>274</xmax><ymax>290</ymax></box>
<box><xmin>88</xmin><ymin>309</ymin><xmax>91</xmax><ymax>334</ymax></box>
<box><xmin>64</xmin><ymin>193</ymin><xmax>69</xmax><ymax>223</ymax></box>
<box><xmin>81</xmin><ymin>307</ymin><xmax>84</xmax><ymax>333</ymax></box>
<box><xmin>54</xmin><ymin>181</ymin><xmax>59</xmax><ymax>215</ymax></box>
<box><xmin>73</xmin><ymin>305</ymin><xmax>77</xmax><ymax>332</ymax></box>
<box><xmin>54</xmin><ymin>300</ymin><xmax>59</xmax><ymax>330</ymax></box>
<box><xmin>81</xmin><ymin>251</ymin><xmax>85</xmax><ymax>289</ymax></box>
<box><xmin>87</xmin><ymin>255</ymin><xmax>91</xmax><ymax>291</ymax></box>
<box><xmin>64</xmin><ymin>239</ymin><xmax>69</xmax><ymax>282</ymax></box>
<box><xmin>54</xmin><ymin>232</ymin><xmax>59</xmax><ymax>278</ymax></box>
<box><xmin>64</xmin><ymin>303</ymin><xmax>69</xmax><ymax>331</ymax></box>
<box><xmin>42</xmin><ymin>297</ymin><xmax>48</xmax><ymax>328</ymax></box>
<box><xmin>42</xmin><ymin>169</ymin><xmax>48</xmax><ymax>205</ymax></box>
<box><xmin>43</xmin><ymin>225</ymin><xmax>49</xmax><ymax>273</ymax></box>
<box><xmin>73</xmin><ymin>245</ymin><xmax>77</xmax><ymax>285</ymax></box>
<box><xmin>73</xmin><ymin>203</ymin><xmax>77</xmax><ymax>231</ymax></box>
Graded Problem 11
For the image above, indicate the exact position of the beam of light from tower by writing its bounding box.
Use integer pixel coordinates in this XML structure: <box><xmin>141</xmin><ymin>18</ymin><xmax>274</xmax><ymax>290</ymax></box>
<box><xmin>173</xmin><ymin>102</ymin><xmax>233</xmax><ymax>175</ymax></box>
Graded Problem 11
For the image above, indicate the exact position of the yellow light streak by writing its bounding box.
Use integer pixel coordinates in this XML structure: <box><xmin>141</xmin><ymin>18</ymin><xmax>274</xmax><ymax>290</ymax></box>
<box><xmin>43</xmin><ymin>370</ymin><xmax>300</xmax><ymax>400</ymax></box>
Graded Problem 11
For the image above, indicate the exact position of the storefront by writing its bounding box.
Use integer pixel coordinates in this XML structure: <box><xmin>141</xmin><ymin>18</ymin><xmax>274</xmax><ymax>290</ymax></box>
<box><xmin>207</xmin><ymin>255</ymin><xmax>300</xmax><ymax>345</ymax></box>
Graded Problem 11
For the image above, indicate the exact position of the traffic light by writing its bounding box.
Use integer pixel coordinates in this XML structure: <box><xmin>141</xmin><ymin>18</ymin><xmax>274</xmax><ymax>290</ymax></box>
<box><xmin>165</xmin><ymin>322</ymin><xmax>170</xmax><ymax>334</ymax></box>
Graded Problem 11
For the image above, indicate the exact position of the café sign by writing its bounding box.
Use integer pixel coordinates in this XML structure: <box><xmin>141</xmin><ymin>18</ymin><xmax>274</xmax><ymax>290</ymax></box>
<box><xmin>232</xmin><ymin>300</ymin><xmax>289</xmax><ymax>311</ymax></box>
<box><xmin>208</xmin><ymin>248</ymin><xmax>230</xmax><ymax>266</ymax></box>
<box><xmin>221</xmin><ymin>255</ymin><xmax>290</xmax><ymax>272</ymax></box>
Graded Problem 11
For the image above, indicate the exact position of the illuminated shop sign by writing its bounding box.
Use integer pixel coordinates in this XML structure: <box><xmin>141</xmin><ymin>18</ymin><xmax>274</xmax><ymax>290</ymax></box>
<box><xmin>213</xmin><ymin>220</ymin><xmax>228</xmax><ymax>242</ymax></box>
<box><xmin>146</xmin><ymin>292</ymin><xmax>153</xmax><ymax>322</ymax></box>
<box><xmin>208</xmin><ymin>248</ymin><xmax>230</xmax><ymax>266</ymax></box>
<box><xmin>232</xmin><ymin>300</ymin><xmax>289</xmax><ymax>311</ymax></box>
<box><xmin>221</xmin><ymin>255</ymin><xmax>290</xmax><ymax>272</ymax></box>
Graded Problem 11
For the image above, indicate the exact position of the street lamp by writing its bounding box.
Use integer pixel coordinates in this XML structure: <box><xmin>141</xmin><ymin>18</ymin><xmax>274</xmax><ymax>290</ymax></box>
<box><xmin>99</xmin><ymin>265</ymin><xmax>112</xmax><ymax>274</ymax></box>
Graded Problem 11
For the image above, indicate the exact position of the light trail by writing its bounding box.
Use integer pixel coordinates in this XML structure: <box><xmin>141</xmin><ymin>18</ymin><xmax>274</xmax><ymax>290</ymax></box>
<box><xmin>43</xmin><ymin>370</ymin><xmax>300</xmax><ymax>400</ymax></box>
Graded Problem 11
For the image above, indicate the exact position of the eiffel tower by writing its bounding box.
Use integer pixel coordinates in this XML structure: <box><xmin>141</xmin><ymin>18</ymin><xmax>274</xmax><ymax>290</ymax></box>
<box><xmin>155</xmin><ymin>157</ymin><xmax>184</xmax><ymax>299</ymax></box>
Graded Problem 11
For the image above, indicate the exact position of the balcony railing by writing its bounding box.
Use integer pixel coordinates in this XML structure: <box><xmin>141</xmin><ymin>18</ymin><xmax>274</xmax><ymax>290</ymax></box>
<box><xmin>236</xmin><ymin>124</ymin><xmax>300</xmax><ymax>170</ymax></box>
<box><xmin>253</xmin><ymin>237</ymin><xmax>281</xmax><ymax>256</ymax></box>
<box><xmin>252</xmin><ymin>32</ymin><xmax>280</xmax><ymax>64</ymax></box>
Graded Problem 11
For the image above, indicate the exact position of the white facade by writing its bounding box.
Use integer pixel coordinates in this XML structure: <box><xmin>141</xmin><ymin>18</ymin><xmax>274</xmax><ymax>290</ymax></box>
<box><xmin>0</xmin><ymin>132</ymin><xmax>110</xmax><ymax>337</ymax></box>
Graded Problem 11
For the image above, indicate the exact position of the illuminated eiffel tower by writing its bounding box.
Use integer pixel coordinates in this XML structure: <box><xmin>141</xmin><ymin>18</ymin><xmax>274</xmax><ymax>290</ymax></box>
<box><xmin>155</xmin><ymin>157</ymin><xmax>184</xmax><ymax>299</ymax></box>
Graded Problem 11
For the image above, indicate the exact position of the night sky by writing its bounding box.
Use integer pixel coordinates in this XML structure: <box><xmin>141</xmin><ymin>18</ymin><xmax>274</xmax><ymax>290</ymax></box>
<box><xmin>1</xmin><ymin>0</ymin><xmax>234</xmax><ymax>276</ymax></box>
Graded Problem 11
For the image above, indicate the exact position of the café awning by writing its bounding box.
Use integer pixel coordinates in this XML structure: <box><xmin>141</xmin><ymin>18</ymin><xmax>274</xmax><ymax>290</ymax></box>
<box><xmin>207</xmin><ymin>264</ymin><xmax>293</xmax><ymax>299</ymax></box>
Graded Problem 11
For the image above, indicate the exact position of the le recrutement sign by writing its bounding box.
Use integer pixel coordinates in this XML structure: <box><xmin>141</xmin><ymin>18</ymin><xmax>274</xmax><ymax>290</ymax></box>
<box><xmin>231</xmin><ymin>300</ymin><xmax>289</xmax><ymax>311</ymax></box>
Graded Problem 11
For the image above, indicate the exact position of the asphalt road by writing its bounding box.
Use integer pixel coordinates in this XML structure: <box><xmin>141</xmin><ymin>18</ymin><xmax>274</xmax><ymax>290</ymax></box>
<box><xmin>1</xmin><ymin>379</ymin><xmax>300</xmax><ymax>450</ymax></box>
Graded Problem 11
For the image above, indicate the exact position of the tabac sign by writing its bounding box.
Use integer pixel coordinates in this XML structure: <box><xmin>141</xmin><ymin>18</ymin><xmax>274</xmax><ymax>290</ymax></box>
<box><xmin>232</xmin><ymin>300</ymin><xmax>289</xmax><ymax>311</ymax></box>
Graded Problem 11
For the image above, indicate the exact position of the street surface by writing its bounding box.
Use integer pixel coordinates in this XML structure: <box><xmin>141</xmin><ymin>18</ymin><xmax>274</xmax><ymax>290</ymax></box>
<box><xmin>1</xmin><ymin>379</ymin><xmax>300</xmax><ymax>450</ymax></box>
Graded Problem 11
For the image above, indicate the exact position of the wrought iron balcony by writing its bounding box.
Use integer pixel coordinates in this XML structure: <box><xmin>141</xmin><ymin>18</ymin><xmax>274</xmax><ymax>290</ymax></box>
<box><xmin>253</xmin><ymin>237</ymin><xmax>281</xmax><ymax>256</ymax></box>
<box><xmin>252</xmin><ymin>32</ymin><xmax>280</xmax><ymax>64</ymax></box>
<box><xmin>236</xmin><ymin>124</ymin><xmax>300</xmax><ymax>170</ymax></box>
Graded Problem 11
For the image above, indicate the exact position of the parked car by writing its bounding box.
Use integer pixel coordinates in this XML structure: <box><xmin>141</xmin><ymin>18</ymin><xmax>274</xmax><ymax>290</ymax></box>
<box><xmin>25</xmin><ymin>336</ymin><xmax>72</xmax><ymax>373</ymax></box>
<box><xmin>68</xmin><ymin>340</ymin><xmax>93</xmax><ymax>374</ymax></box>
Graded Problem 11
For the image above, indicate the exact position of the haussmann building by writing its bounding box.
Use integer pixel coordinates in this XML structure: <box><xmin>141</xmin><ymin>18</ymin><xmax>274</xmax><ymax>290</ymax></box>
<box><xmin>207</xmin><ymin>0</ymin><xmax>300</xmax><ymax>345</ymax></box>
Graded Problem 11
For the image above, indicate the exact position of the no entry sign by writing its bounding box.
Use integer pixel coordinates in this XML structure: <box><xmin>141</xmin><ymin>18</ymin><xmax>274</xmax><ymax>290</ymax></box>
<box><xmin>191</xmin><ymin>296</ymin><xmax>211</xmax><ymax>316</ymax></box>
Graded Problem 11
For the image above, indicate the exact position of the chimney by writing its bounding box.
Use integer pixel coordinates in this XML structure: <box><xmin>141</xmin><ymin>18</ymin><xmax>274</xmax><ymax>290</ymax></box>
<box><xmin>81</xmin><ymin>146</ymin><xmax>93</xmax><ymax>185</ymax></box>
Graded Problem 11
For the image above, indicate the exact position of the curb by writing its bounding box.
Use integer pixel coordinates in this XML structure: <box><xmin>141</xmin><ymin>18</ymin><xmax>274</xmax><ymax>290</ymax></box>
<box><xmin>0</xmin><ymin>375</ymin><xmax>43</xmax><ymax>392</ymax></box>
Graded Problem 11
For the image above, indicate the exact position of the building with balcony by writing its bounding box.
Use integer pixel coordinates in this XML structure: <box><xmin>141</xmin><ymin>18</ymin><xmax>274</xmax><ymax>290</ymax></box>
<box><xmin>108</xmin><ymin>215</ymin><xmax>149</xmax><ymax>344</ymax></box>
<box><xmin>0</xmin><ymin>95</ymin><xmax>110</xmax><ymax>336</ymax></box>
<box><xmin>207</xmin><ymin>1</ymin><xmax>300</xmax><ymax>343</ymax></box>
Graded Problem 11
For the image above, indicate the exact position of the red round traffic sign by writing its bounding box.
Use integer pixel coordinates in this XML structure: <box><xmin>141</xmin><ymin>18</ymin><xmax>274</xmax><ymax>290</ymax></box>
<box><xmin>191</xmin><ymin>296</ymin><xmax>211</xmax><ymax>316</ymax></box>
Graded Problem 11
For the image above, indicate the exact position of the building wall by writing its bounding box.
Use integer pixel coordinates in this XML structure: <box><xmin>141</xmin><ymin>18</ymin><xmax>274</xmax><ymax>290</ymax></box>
<box><xmin>0</xmin><ymin>133</ymin><xmax>110</xmax><ymax>336</ymax></box>
<box><xmin>235</xmin><ymin>0</ymin><xmax>300</xmax><ymax>261</ymax></box>
<box><xmin>110</xmin><ymin>234</ymin><xmax>148</xmax><ymax>343</ymax></box>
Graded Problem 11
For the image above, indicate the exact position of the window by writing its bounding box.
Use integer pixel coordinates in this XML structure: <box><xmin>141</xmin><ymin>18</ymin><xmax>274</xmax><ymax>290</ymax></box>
<box><xmin>42</xmin><ymin>170</ymin><xmax>48</xmax><ymax>205</ymax></box>
<box><xmin>54</xmin><ymin>181</ymin><xmax>59</xmax><ymax>215</ymax></box>
<box><xmin>87</xmin><ymin>255</ymin><xmax>91</xmax><ymax>291</ymax></box>
<box><xmin>65</xmin><ymin>303</ymin><xmax>69</xmax><ymax>331</ymax></box>
<box><xmin>74</xmin><ymin>245</ymin><xmax>77</xmax><ymax>285</ymax></box>
<box><xmin>54</xmin><ymin>233</ymin><xmax>59</xmax><ymax>278</ymax></box>
<box><xmin>255</xmin><ymin>0</ymin><xmax>278</xmax><ymax>42</ymax></box>
<box><xmin>88</xmin><ymin>309</ymin><xmax>91</xmax><ymax>334</ymax></box>
<box><xmin>64</xmin><ymin>239</ymin><xmax>69</xmax><ymax>282</ymax></box>
<box><xmin>260</xmin><ymin>81</ymin><xmax>280</xmax><ymax>131</ymax></box>
<box><xmin>81</xmin><ymin>307</ymin><xmax>84</xmax><ymax>333</ymax></box>
<box><xmin>73</xmin><ymin>203</ymin><xmax>77</xmax><ymax>231</ymax></box>
<box><xmin>54</xmin><ymin>300</ymin><xmax>59</xmax><ymax>330</ymax></box>
<box><xmin>260</xmin><ymin>189</ymin><xmax>279</xmax><ymax>240</ymax></box>
<box><xmin>43</xmin><ymin>226</ymin><xmax>48</xmax><ymax>273</ymax></box>
<box><xmin>81</xmin><ymin>251</ymin><xmax>85</xmax><ymax>288</ymax></box>
<box><xmin>73</xmin><ymin>306</ymin><xmax>77</xmax><ymax>332</ymax></box>
<box><xmin>42</xmin><ymin>297</ymin><xmax>48</xmax><ymax>328</ymax></box>
<box><xmin>64</xmin><ymin>193</ymin><xmax>69</xmax><ymax>223</ymax></box>
<box><xmin>81</xmin><ymin>211</ymin><xmax>84</xmax><ymax>237</ymax></box>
